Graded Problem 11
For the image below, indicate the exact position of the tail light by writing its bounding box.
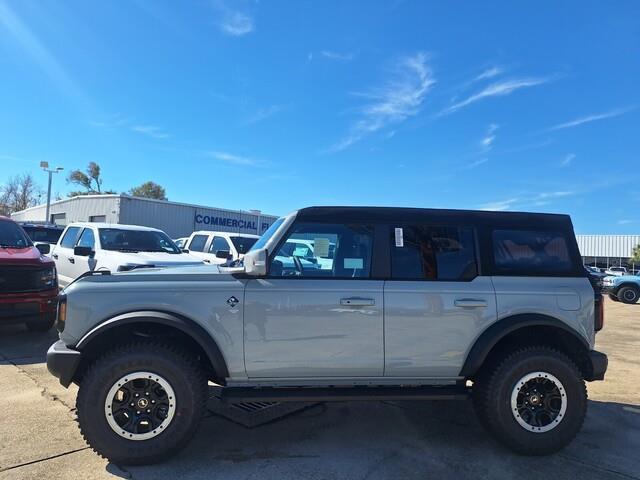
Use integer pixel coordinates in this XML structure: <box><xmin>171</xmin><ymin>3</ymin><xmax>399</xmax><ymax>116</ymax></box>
<box><xmin>594</xmin><ymin>293</ymin><xmax>604</xmax><ymax>332</ymax></box>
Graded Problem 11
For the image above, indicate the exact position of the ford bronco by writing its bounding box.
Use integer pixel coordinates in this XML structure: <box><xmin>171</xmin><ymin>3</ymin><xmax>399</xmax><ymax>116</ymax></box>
<box><xmin>46</xmin><ymin>206</ymin><xmax>607</xmax><ymax>464</ymax></box>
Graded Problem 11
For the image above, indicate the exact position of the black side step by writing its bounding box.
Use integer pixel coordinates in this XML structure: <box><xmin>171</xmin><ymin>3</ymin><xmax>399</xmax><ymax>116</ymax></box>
<box><xmin>219</xmin><ymin>385</ymin><xmax>470</xmax><ymax>403</ymax></box>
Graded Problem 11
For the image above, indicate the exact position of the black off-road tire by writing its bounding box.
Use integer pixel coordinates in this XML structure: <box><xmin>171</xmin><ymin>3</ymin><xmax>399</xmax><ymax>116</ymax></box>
<box><xmin>26</xmin><ymin>317</ymin><xmax>55</xmax><ymax>332</ymax></box>
<box><xmin>608</xmin><ymin>293</ymin><xmax>620</xmax><ymax>302</ymax></box>
<box><xmin>76</xmin><ymin>341</ymin><xmax>207</xmax><ymax>465</ymax></box>
<box><xmin>473</xmin><ymin>346</ymin><xmax>587</xmax><ymax>455</ymax></box>
<box><xmin>618</xmin><ymin>286</ymin><xmax>640</xmax><ymax>304</ymax></box>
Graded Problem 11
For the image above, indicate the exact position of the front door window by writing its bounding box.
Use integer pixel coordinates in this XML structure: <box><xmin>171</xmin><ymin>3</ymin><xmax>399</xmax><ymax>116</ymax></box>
<box><xmin>269</xmin><ymin>223</ymin><xmax>373</xmax><ymax>278</ymax></box>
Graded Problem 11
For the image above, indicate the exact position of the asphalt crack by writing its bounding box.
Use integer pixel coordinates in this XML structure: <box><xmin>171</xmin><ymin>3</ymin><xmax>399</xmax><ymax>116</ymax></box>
<box><xmin>0</xmin><ymin>352</ymin><xmax>76</xmax><ymax>414</ymax></box>
<box><xmin>558</xmin><ymin>454</ymin><xmax>640</xmax><ymax>480</ymax></box>
<box><xmin>0</xmin><ymin>447</ymin><xmax>90</xmax><ymax>473</ymax></box>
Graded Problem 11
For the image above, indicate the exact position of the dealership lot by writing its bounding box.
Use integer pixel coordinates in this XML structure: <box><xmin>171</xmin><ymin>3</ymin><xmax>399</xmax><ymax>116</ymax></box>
<box><xmin>0</xmin><ymin>300</ymin><xmax>638</xmax><ymax>480</ymax></box>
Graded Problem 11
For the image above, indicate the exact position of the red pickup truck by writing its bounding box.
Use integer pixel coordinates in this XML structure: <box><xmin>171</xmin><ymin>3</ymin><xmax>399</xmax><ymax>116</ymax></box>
<box><xmin>0</xmin><ymin>216</ymin><xmax>58</xmax><ymax>331</ymax></box>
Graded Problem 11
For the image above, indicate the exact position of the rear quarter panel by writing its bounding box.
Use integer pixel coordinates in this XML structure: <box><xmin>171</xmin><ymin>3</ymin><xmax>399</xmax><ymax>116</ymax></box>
<box><xmin>490</xmin><ymin>276</ymin><xmax>595</xmax><ymax>347</ymax></box>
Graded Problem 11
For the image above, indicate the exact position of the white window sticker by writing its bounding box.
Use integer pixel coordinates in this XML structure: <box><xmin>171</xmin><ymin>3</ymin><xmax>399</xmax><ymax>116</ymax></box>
<box><xmin>313</xmin><ymin>237</ymin><xmax>330</xmax><ymax>257</ymax></box>
<box><xmin>395</xmin><ymin>227</ymin><xmax>404</xmax><ymax>247</ymax></box>
<box><xmin>344</xmin><ymin>258</ymin><xmax>364</xmax><ymax>269</ymax></box>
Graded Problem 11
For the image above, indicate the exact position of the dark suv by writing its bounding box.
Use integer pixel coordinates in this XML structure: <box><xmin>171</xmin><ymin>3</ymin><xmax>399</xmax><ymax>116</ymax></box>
<box><xmin>0</xmin><ymin>216</ymin><xmax>58</xmax><ymax>331</ymax></box>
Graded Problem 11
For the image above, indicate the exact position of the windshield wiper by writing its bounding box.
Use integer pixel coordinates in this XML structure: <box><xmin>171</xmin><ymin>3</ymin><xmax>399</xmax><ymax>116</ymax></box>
<box><xmin>113</xmin><ymin>248</ymin><xmax>140</xmax><ymax>253</ymax></box>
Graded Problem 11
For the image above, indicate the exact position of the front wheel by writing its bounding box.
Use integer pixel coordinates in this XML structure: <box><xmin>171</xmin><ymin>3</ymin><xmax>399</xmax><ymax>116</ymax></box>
<box><xmin>618</xmin><ymin>286</ymin><xmax>640</xmax><ymax>304</ymax></box>
<box><xmin>76</xmin><ymin>341</ymin><xmax>207</xmax><ymax>465</ymax></box>
<box><xmin>473</xmin><ymin>346</ymin><xmax>587</xmax><ymax>455</ymax></box>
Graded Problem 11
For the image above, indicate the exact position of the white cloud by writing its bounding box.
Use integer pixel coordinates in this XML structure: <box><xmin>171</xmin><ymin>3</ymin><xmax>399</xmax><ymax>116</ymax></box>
<box><xmin>480</xmin><ymin>191</ymin><xmax>575</xmax><ymax>211</ymax></box>
<box><xmin>246</xmin><ymin>104</ymin><xmax>284</xmax><ymax>124</ymax></box>
<box><xmin>320</xmin><ymin>50</ymin><xmax>354</xmax><ymax>62</ymax></box>
<box><xmin>206</xmin><ymin>151</ymin><xmax>260</xmax><ymax>166</ymax></box>
<box><xmin>130</xmin><ymin>125</ymin><xmax>169</xmax><ymax>139</ymax></box>
<box><xmin>480</xmin><ymin>198</ymin><xmax>520</xmax><ymax>211</ymax></box>
<box><xmin>440</xmin><ymin>77</ymin><xmax>551</xmax><ymax>115</ymax></box>
<box><xmin>547</xmin><ymin>107</ymin><xmax>635</xmax><ymax>131</ymax></box>
<box><xmin>560</xmin><ymin>153</ymin><xmax>576</xmax><ymax>167</ymax></box>
<box><xmin>475</xmin><ymin>66</ymin><xmax>504</xmax><ymax>82</ymax></box>
<box><xmin>213</xmin><ymin>2</ymin><xmax>253</xmax><ymax>36</ymax></box>
<box><xmin>618</xmin><ymin>219</ymin><xmax>638</xmax><ymax>225</ymax></box>
<box><xmin>464</xmin><ymin>158</ymin><xmax>489</xmax><ymax>169</ymax></box>
<box><xmin>328</xmin><ymin>52</ymin><xmax>435</xmax><ymax>152</ymax></box>
<box><xmin>480</xmin><ymin>123</ymin><xmax>499</xmax><ymax>150</ymax></box>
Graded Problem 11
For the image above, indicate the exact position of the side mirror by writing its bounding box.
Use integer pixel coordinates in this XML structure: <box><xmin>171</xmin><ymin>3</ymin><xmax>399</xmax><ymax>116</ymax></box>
<box><xmin>215</xmin><ymin>250</ymin><xmax>231</xmax><ymax>259</ymax></box>
<box><xmin>74</xmin><ymin>246</ymin><xmax>93</xmax><ymax>257</ymax></box>
<box><xmin>36</xmin><ymin>243</ymin><xmax>50</xmax><ymax>255</ymax></box>
<box><xmin>244</xmin><ymin>248</ymin><xmax>268</xmax><ymax>276</ymax></box>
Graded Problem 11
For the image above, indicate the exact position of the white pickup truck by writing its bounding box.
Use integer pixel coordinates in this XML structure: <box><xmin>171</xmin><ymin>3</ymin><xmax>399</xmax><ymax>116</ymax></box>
<box><xmin>51</xmin><ymin>223</ymin><xmax>204</xmax><ymax>287</ymax></box>
<box><xmin>183</xmin><ymin>231</ymin><xmax>259</xmax><ymax>265</ymax></box>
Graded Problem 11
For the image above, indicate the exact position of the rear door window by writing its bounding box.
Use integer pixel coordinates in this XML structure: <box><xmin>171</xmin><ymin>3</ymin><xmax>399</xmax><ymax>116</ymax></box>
<box><xmin>188</xmin><ymin>234</ymin><xmax>209</xmax><ymax>252</ymax></box>
<box><xmin>390</xmin><ymin>225</ymin><xmax>477</xmax><ymax>281</ymax></box>
<box><xmin>60</xmin><ymin>227</ymin><xmax>82</xmax><ymax>248</ymax></box>
<box><xmin>492</xmin><ymin>230</ymin><xmax>573</xmax><ymax>275</ymax></box>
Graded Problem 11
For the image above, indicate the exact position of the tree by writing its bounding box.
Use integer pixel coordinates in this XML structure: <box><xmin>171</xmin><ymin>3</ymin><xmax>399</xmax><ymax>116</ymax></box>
<box><xmin>128</xmin><ymin>181</ymin><xmax>167</xmax><ymax>200</ymax></box>
<box><xmin>67</xmin><ymin>162</ymin><xmax>115</xmax><ymax>196</ymax></box>
<box><xmin>631</xmin><ymin>244</ymin><xmax>640</xmax><ymax>265</ymax></box>
<box><xmin>0</xmin><ymin>173</ymin><xmax>43</xmax><ymax>214</ymax></box>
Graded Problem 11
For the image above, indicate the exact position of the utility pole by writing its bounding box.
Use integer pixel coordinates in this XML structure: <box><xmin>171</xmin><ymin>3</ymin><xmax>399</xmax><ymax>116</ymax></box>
<box><xmin>40</xmin><ymin>161</ymin><xmax>63</xmax><ymax>223</ymax></box>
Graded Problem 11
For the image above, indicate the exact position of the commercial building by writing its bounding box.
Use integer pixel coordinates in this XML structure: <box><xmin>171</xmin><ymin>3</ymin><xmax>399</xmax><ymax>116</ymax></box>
<box><xmin>11</xmin><ymin>195</ymin><xmax>278</xmax><ymax>239</ymax></box>
<box><xmin>576</xmin><ymin>235</ymin><xmax>640</xmax><ymax>270</ymax></box>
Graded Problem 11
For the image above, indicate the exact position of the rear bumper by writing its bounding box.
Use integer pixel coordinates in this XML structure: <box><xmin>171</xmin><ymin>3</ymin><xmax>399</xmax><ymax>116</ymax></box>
<box><xmin>47</xmin><ymin>340</ymin><xmax>81</xmax><ymax>387</ymax></box>
<box><xmin>586</xmin><ymin>350</ymin><xmax>608</xmax><ymax>381</ymax></box>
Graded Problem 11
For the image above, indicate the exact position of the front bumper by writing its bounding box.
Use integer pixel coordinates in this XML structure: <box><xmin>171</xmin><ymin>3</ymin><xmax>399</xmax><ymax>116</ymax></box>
<box><xmin>46</xmin><ymin>340</ymin><xmax>81</xmax><ymax>387</ymax></box>
<box><xmin>0</xmin><ymin>288</ymin><xmax>58</xmax><ymax>325</ymax></box>
<box><xmin>586</xmin><ymin>350</ymin><xmax>608</xmax><ymax>381</ymax></box>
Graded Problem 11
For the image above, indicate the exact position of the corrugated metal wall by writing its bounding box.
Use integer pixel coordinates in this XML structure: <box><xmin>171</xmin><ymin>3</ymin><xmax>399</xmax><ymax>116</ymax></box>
<box><xmin>12</xmin><ymin>195</ymin><xmax>278</xmax><ymax>239</ymax></box>
<box><xmin>119</xmin><ymin>196</ymin><xmax>277</xmax><ymax>238</ymax></box>
<box><xmin>576</xmin><ymin>235</ymin><xmax>640</xmax><ymax>258</ymax></box>
<box><xmin>10</xmin><ymin>195</ymin><xmax>121</xmax><ymax>224</ymax></box>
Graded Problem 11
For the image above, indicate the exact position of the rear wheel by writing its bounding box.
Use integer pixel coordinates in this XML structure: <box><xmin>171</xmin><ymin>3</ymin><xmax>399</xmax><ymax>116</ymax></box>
<box><xmin>76</xmin><ymin>341</ymin><xmax>207</xmax><ymax>465</ymax></box>
<box><xmin>618</xmin><ymin>286</ymin><xmax>640</xmax><ymax>304</ymax></box>
<box><xmin>473</xmin><ymin>346</ymin><xmax>587</xmax><ymax>455</ymax></box>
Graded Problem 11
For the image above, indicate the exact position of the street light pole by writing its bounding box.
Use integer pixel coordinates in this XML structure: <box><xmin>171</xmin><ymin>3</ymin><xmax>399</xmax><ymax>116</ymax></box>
<box><xmin>40</xmin><ymin>162</ymin><xmax>64</xmax><ymax>223</ymax></box>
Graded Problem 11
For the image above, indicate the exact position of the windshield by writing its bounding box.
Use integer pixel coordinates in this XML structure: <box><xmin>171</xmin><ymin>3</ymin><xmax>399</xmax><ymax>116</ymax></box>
<box><xmin>22</xmin><ymin>226</ymin><xmax>63</xmax><ymax>244</ymax></box>
<box><xmin>230</xmin><ymin>236</ymin><xmax>258</xmax><ymax>255</ymax></box>
<box><xmin>99</xmin><ymin>228</ymin><xmax>181</xmax><ymax>253</ymax></box>
<box><xmin>0</xmin><ymin>221</ymin><xmax>32</xmax><ymax>248</ymax></box>
<box><xmin>250</xmin><ymin>217</ymin><xmax>285</xmax><ymax>252</ymax></box>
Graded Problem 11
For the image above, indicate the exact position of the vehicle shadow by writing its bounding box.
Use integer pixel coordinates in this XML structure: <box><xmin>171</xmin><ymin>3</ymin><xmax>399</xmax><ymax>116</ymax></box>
<box><xmin>0</xmin><ymin>324</ymin><xmax>58</xmax><ymax>365</ymax></box>
<box><xmin>114</xmin><ymin>398</ymin><xmax>639</xmax><ymax>480</ymax></box>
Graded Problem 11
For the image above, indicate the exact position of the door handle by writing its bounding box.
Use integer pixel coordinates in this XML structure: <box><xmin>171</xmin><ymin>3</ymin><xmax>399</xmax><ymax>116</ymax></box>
<box><xmin>52</xmin><ymin>254</ymin><xmax>58</xmax><ymax>259</ymax></box>
<box><xmin>68</xmin><ymin>257</ymin><xmax>75</xmax><ymax>264</ymax></box>
<box><xmin>340</xmin><ymin>297</ymin><xmax>375</xmax><ymax>306</ymax></box>
<box><xmin>203</xmin><ymin>259</ymin><xmax>210</xmax><ymax>263</ymax></box>
<box><xmin>454</xmin><ymin>299</ymin><xmax>487</xmax><ymax>308</ymax></box>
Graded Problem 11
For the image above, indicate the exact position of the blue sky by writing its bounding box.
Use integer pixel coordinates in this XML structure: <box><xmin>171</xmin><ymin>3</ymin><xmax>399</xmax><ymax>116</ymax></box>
<box><xmin>1</xmin><ymin>1</ymin><xmax>639</xmax><ymax>233</ymax></box>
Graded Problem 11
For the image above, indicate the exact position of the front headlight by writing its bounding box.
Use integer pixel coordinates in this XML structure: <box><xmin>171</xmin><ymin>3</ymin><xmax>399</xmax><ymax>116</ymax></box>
<box><xmin>39</xmin><ymin>266</ymin><xmax>57</xmax><ymax>289</ymax></box>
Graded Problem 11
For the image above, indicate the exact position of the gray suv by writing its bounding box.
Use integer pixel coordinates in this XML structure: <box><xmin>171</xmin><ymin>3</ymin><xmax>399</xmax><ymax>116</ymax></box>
<box><xmin>46</xmin><ymin>206</ymin><xmax>607</xmax><ymax>464</ymax></box>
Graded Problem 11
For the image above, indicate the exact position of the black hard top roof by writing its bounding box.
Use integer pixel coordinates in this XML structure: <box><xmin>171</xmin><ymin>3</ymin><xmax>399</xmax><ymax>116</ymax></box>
<box><xmin>295</xmin><ymin>206</ymin><xmax>574</xmax><ymax>229</ymax></box>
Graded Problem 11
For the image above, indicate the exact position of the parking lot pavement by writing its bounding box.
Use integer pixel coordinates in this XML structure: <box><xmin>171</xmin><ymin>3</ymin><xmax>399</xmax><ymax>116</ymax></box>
<box><xmin>1</xmin><ymin>300</ymin><xmax>638</xmax><ymax>480</ymax></box>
